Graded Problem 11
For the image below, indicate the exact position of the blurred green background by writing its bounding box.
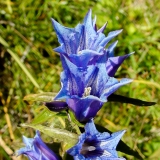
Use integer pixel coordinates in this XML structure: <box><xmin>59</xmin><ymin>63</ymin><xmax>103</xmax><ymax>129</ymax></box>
<box><xmin>0</xmin><ymin>0</ymin><xmax>160</xmax><ymax>159</ymax></box>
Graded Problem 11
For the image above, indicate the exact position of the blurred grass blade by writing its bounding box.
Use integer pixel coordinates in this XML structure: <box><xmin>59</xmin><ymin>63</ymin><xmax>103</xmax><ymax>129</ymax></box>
<box><xmin>149</xmin><ymin>148</ymin><xmax>160</xmax><ymax>159</ymax></box>
<box><xmin>0</xmin><ymin>36</ymin><xmax>40</xmax><ymax>89</ymax></box>
<box><xmin>24</xmin><ymin>92</ymin><xmax>58</xmax><ymax>102</ymax></box>
<box><xmin>133</xmin><ymin>79</ymin><xmax>160</xmax><ymax>90</ymax></box>
<box><xmin>20</xmin><ymin>123</ymin><xmax>78</xmax><ymax>147</ymax></box>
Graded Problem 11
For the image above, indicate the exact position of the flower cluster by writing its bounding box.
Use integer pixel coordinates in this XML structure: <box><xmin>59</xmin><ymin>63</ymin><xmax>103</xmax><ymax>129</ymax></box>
<box><xmin>46</xmin><ymin>9</ymin><xmax>132</xmax><ymax>122</ymax></box>
<box><xmin>17</xmin><ymin>9</ymin><xmax>133</xmax><ymax>160</ymax></box>
<box><xmin>18</xmin><ymin>120</ymin><xmax>125</xmax><ymax>160</ymax></box>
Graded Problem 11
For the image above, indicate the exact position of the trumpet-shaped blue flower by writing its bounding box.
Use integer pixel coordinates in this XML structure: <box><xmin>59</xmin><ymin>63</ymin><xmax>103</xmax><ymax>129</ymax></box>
<box><xmin>17</xmin><ymin>131</ymin><xmax>59</xmax><ymax>160</ymax></box>
<box><xmin>67</xmin><ymin>119</ymin><xmax>126</xmax><ymax>160</ymax></box>
<box><xmin>53</xmin><ymin>55</ymin><xmax>132</xmax><ymax>122</ymax></box>
<box><xmin>46</xmin><ymin>56</ymin><xmax>132</xmax><ymax>122</ymax></box>
<box><xmin>51</xmin><ymin>9</ymin><xmax>132</xmax><ymax>76</ymax></box>
<box><xmin>46</xmin><ymin>9</ymin><xmax>133</xmax><ymax>122</ymax></box>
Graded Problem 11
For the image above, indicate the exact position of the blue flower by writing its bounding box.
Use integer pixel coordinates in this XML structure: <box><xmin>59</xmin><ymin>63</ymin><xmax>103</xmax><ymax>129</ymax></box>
<box><xmin>51</xmin><ymin>9</ymin><xmax>132</xmax><ymax>75</ymax></box>
<box><xmin>67</xmin><ymin>119</ymin><xmax>126</xmax><ymax>160</ymax></box>
<box><xmin>53</xmin><ymin>55</ymin><xmax>132</xmax><ymax>122</ymax></box>
<box><xmin>46</xmin><ymin>9</ymin><xmax>133</xmax><ymax>122</ymax></box>
<box><xmin>17</xmin><ymin>131</ymin><xmax>59</xmax><ymax>160</ymax></box>
<box><xmin>46</xmin><ymin>44</ymin><xmax>132</xmax><ymax>122</ymax></box>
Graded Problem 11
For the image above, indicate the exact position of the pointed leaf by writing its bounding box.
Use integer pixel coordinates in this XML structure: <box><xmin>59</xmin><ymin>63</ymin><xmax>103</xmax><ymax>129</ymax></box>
<box><xmin>23</xmin><ymin>92</ymin><xmax>58</xmax><ymax>102</ymax></box>
<box><xmin>31</xmin><ymin>107</ymin><xmax>57</xmax><ymax>125</ymax></box>
<box><xmin>20</xmin><ymin>123</ymin><xmax>79</xmax><ymax>147</ymax></box>
<box><xmin>108</xmin><ymin>94</ymin><xmax>156</xmax><ymax>106</ymax></box>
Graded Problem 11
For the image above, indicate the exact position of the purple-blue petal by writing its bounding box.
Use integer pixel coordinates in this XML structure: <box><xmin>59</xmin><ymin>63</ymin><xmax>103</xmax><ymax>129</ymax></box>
<box><xmin>54</xmin><ymin>72</ymin><xmax>70</xmax><ymax>100</ymax></box>
<box><xmin>67</xmin><ymin>133</ymin><xmax>86</xmax><ymax>156</ymax></box>
<box><xmin>67</xmin><ymin>119</ymin><xmax>126</xmax><ymax>159</ymax></box>
<box><xmin>107</xmin><ymin>41</ymin><xmax>118</xmax><ymax>57</ymax></box>
<box><xmin>97</xmin><ymin>22</ymin><xmax>107</xmax><ymax>33</ymax></box>
<box><xmin>45</xmin><ymin>101</ymin><xmax>68</xmax><ymax>112</ymax></box>
<box><xmin>51</xmin><ymin>18</ymin><xmax>83</xmax><ymax>55</ymax></box>
<box><xmin>83</xmin><ymin>9</ymin><xmax>97</xmax><ymax>49</ymax></box>
<box><xmin>17</xmin><ymin>131</ymin><xmax>59</xmax><ymax>160</ymax></box>
<box><xmin>100</xmin><ymin>78</ymin><xmax>133</xmax><ymax>101</ymax></box>
<box><xmin>101</xmin><ymin>130</ymin><xmax>126</xmax><ymax>150</ymax></box>
<box><xmin>106</xmin><ymin>53</ymin><xmax>133</xmax><ymax>77</ymax></box>
<box><xmin>99</xmin><ymin>30</ymin><xmax>123</xmax><ymax>48</ymax></box>
<box><xmin>67</xmin><ymin>96</ymin><xmax>103</xmax><ymax>122</ymax></box>
<box><xmin>84</xmin><ymin>119</ymin><xmax>99</xmax><ymax>136</ymax></box>
<box><xmin>92</xmin><ymin>15</ymin><xmax>97</xmax><ymax>30</ymax></box>
<box><xmin>69</xmin><ymin>49</ymin><xmax>104</xmax><ymax>67</ymax></box>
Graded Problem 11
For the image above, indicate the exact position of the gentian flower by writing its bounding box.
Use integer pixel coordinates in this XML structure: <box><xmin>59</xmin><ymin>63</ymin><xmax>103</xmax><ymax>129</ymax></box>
<box><xmin>67</xmin><ymin>119</ymin><xmax>126</xmax><ymax>160</ymax></box>
<box><xmin>45</xmin><ymin>9</ymin><xmax>133</xmax><ymax>122</ymax></box>
<box><xmin>53</xmin><ymin>55</ymin><xmax>132</xmax><ymax>122</ymax></box>
<box><xmin>17</xmin><ymin>131</ymin><xmax>59</xmax><ymax>160</ymax></box>
<box><xmin>51</xmin><ymin>9</ymin><xmax>132</xmax><ymax>76</ymax></box>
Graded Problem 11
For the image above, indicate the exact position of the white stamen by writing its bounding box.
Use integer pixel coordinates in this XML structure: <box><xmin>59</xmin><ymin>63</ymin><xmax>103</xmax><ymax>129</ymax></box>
<box><xmin>81</xmin><ymin>145</ymin><xmax>96</xmax><ymax>152</ymax></box>
<box><xmin>78</xmin><ymin>51</ymin><xmax>82</xmax><ymax>54</ymax></box>
<box><xmin>83</xmin><ymin>87</ymin><xmax>92</xmax><ymax>97</ymax></box>
<box><xmin>88</xmin><ymin>146</ymin><xmax>96</xmax><ymax>151</ymax></box>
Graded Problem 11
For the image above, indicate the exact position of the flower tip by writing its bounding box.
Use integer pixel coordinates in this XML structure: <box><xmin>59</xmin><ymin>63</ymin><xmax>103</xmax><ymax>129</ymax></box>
<box><xmin>121</xmin><ymin>129</ymin><xmax>126</xmax><ymax>135</ymax></box>
<box><xmin>97</xmin><ymin>21</ymin><xmax>108</xmax><ymax>33</ymax></box>
<box><xmin>117</xmin><ymin>29</ymin><xmax>123</xmax><ymax>34</ymax></box>
<box><xmin>35</xmin><ymin>130</ymin><xmax>40</xmax><ymax>136</ymax></box>
<box><xmin>84</xmin><ymin>9</ymin><xmax>92</xmax><ymax>23</ymax></box>
<box><xmin>118</xmin><ymin>130</ymin><xmax>126</xmax><ymax>139</ymax></box>
<box><xmin>51</xmin><ymin>18</ymin><xmax>56</xmax><ymax>27</ymax></box>
<box><xmin>120</xmin><ymin>78</ymin><xmax>133</xmax><ymax>84</ymax></box>
<box><xmin>88</xmin><ymin>8</ymin><xmax>92</xmax><ymax>13</ymax></box>
<box><xmin>113</xmin><ymin>129</ymin><xmax>126</xmax><ymax>137</ymax></box>
<box><xmin>113</xmin><ymin>40</ymin><xmax>118</xmax><ymax>46</ymax></box>
<box><xmin>130</xmin><ymin>51</ymin><xmax>135</xmax><ymax>55</ymax></box>
<box><xmin>50</xmin><ymin>18</ymin><xmax>61</xmax><ymax>30</ymax></box>
<box><xmin>50</xmin><ymin>18</ymin><xmax>55</xmax><ymax>24</ymax></box>
<box><xmin>22</xmin><ymin>135</ymin><xmax>28</xmax><ymax>143</ymax></box>
<box><xmin>111</xmin><ymin>129</ymin><xmax>126</xmax><ymax>145</ymax></box>
<box><xmin>86</xmin><ymin>8</ymin><xmax>92</xmax><ymax>17</ymax></box>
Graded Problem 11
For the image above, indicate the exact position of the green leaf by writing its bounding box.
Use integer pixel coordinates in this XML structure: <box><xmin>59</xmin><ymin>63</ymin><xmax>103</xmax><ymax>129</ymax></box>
<box><xmin>23</xmin><ymin>92</ymin><xmax>58</xmax><ymax>102</ymax></box>
<box><xmin>20</xmin><ymin>123</ymin><xmax>79</xmax><ymax>147</ymax></box>
<box><xmin>31</xmin><ymin>107</ymin><xmax>57</xmax><ymax>125</ymax></box>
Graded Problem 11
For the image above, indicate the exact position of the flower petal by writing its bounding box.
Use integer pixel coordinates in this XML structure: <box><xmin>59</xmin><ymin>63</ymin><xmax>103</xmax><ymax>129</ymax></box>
<box><xmin>97</xmin><ymin>22</ymin><xmax>107</xmax><ymax>33</ymax></box>
<box><xmin>106</xmin><ymin>52</ymin><xmax>134</xmax><ymax>77</ymax></box>
<box><xmin>45</xmin><ymin>101</ymin><xmax>68</xmax><ymax>112</ymax></box>
<box><xmin>17</xmin><ymin>131</ymin><xmax>59</xmax><ymax>160</ymax></box>
<box><xmin>101</xmin><ymin>78</ymin><xmax>133</xmax><ymax>101</ymax></box>
<box><xmin>67</xmin><ymin>96</ymin><xmax>103</xmax><ymax>122</ymax></box>
<box><xmin>99</xmin><ymin>30</ymin><xmax>123</xmax><ymax>48</ymax></box>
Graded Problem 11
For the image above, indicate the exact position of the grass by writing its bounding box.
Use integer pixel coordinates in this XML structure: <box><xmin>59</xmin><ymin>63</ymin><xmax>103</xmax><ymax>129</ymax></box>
<box><xmin>0</xmin><ymin>0</ymin><xmax>160</xmax><ymax>159</ymax></box>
